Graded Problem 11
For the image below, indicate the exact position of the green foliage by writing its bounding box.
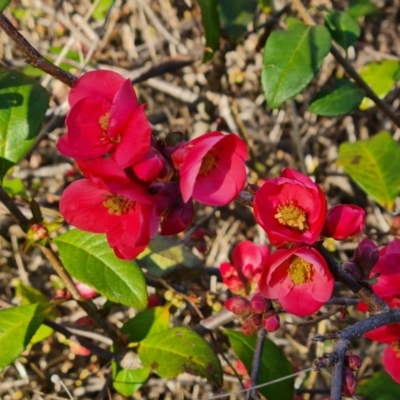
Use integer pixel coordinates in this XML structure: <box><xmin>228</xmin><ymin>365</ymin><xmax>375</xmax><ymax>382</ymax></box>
<box><xmin>0</xmin><ymin>304</ymin><xmax>48</xmax><ymax>369</ymax></box>
<box><xmin>225</xmin><ymin>330</ymin><xmax>295</xmax><ymax>400</ymax></box>
<box><xmin>309</xmin><ymin>79</ymin><xmax>365</xmax><ymax>116</ymax></box>
<box><xmin>358</xmin><ymin>370</ymin><xmax>400</xmax><ymax>399</ymax></box>
<box><xmin>325</xmin><ymin>10</ymin><xmax>360</xmax><ymax>50</ymax></box>
<box><xmin>261</xmin><ymin>20</ymin><xmax>331</xmax><ymax>108</ymax></box>
<box><xmin>217</xmin><ymin>0</ymin><xmax>258</xmax><ymax>43</ymax></box>
<box><xmin>122</xmin><ymin>306</ymin><xmax>170</xmax><ymax>343</ymax></box>
<box><xmin>0</xmin><ymin>71</ymin><xmax>49</xmax><ymax>182</ymax></box>
<box><xmin>198</xmin><ymin>0</ymin><xmax>220</xmax><ymax>62</ymax></box>
<box><xmin>91</xmin><ymin>0</ymin><xmax>113</xmax><ymax>20</ymax></box>
<box><xmin>348</xmin><ymin>0</ymin><xmax>381</xmax><ymax>19</ymax></box>
<box><xmin>54</xmin><ymin>229</ymin><xmax>148</xmax><ymax>309</ymax></box>
<box><xmin>1</xmin><ymin>176</ymin><xmax>26</xmax><ymax>196</ymax></box>
<box><xmin>138</xmin><ymin>327</ymin><xmax>222</xmax><ymax>385</ymax></box>
<box><xmin>359</xmin><ymin>60</ymin><xmax>400</xmax><ymax>109</ymax></box>
<box><xmin>337</xmin><ymin>131</ymin><xmax>400</xmax><ymax>210</ymax></box>
<box><xmin>0</xmin><ymin>0</ymin><xmax>10</xmax><ymax>12</ymax></box>
<box><xmin>113</xmin><ymin>366</ymin><xmax>151</xmax><ymax>396</ymax></box>
<box><xmin>136</xmin><ymin>236</ymin><xmax>203</xmax><ymax>280</ymax></box>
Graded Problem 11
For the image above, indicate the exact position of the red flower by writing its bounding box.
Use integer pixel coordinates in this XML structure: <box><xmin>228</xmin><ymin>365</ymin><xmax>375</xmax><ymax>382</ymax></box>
<box><xmin>57</xmin><ymin>70</ymin><xmax>151</xmax><ymax>168</ymax></box>
<box><xmin>220</xmin><ymin>241</ymin><xmax>270</xmax><ymax>295</ymax></box>
<box><xmin>253</xmin><ymin>169</ymin><xmax>327</xmax><ymax>247</ymax></box>
<box><xmin>322</xmin><ymin>204</ymin><xmax>365</xmax><ymax>240</ymax></box>
<box><xmin>259</xmin><ymin>246</ymin><xmax>334</xmax><ymax>316</ymax></box>
<box><xmin>383</xmin><ymin>342</ymin><xmax>400</xmax><ymax>383</ymax></box>
<box><xmin>60</xmin><ymin>178</ymin><xmax>151</xmax><ymax>260</ymax></box>
<box><xmin>171</xmin><ymin>131</ymin><xmax>248</xmax><ymax>206</ymax></box>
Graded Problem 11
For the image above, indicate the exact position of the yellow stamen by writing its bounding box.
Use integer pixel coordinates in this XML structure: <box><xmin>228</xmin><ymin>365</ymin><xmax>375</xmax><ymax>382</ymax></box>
<box><xmin>288</xmin><ymin>256</ymin><xmax>313</xmax><ymax>285</ymax></box>
<box><xmin>102</xmin><ymin>194</ymin><xmax>134</xmax><ymax>216</ymax></box>
<box><xmin>199</xmin><ymin>150</ymin><xmax>219</xmax><ymax>176</ymax></box>
<box><xmin>275</xmin><ymin>201</ymin><xmax>308</xmax><ymax>231</ymax></box>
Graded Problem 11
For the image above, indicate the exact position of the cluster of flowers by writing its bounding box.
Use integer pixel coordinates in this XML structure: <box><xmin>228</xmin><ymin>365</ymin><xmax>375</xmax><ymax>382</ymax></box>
<box><xmin>221</xmin><ymin>168</ymin><xmax>365</xmax><ymax>320</ymax></box>
<box><xmin>57</xmin><ymin>70</ymin><xmax>248</xmax><ymax>259</ymax></box>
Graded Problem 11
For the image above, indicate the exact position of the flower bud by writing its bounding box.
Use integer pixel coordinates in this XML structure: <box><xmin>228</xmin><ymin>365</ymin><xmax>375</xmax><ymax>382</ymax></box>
<box><xmin>323</xmin><ymin>204</ymin><xmax>365</xmax><ymax>240</ymax></box>
<box><xmin>262</xmin><ymin>310</ymin><xmax>280</xmax><ymax>332</ymax></box>
<box><xmin>132</xmin><ymin>147</ymin><xmax>165</xmax><ymax>181</ymax></box>
<box><xmin>160</xmin><ymin>197</ymin><xmax>194</xmax><ymax>235</ymax></box>
<box><xmin>75</xmin><ymin>282</ymin><xmax>97</xmax><ymax>299</ymax></box>
<box><xmin>354</xmin><ymin>239</ymin><xmax>379</xmax><ymax>271</ymax></box>
<box><xmin>224</xmin><ymin>276</ymin><xmax>247</xmax><ymax>295</ymax></box>
<box><xmin>29</xmin><ymin>223</ymin><xmax>49</xmax><ymax>241</ymax></box>
<box><xmin>69</xmin><ymin>342</ymin><xmax>91</xmax><ymax>356</ymax></box>
<box><xmin>241</xmin><ymin>317</ymin><xmax>257</xmax><ymax>335</ymax></box>
<box><xmin>248</xmin><ymin>314</ymin><xmax>262</xmax><ymax>329</ymax></box>
<box><xmin>225</xmin><ymin>296</ymin><xmax>251</xmax><ymax>316</ymax></box>
<box><xmin>343</xmin><ymin>260</ymin><xmax>363</xmax><ymax>280</ymax></box>
<box><xmin>147</xmin><ymin>294</ymin><xmax>163</xmax><ymax>308</ymax></box>
<box><xmin>345</xmin><ymin>353</ymin><xmax>362</xmax><ymax>371</ymax></box>
<box><xmin>341</xmin><ymin>367</ymin><xmax>356</xmax><ymax>397</ymax></box>
<box><xmin>250</xmin><ymin>293</ymin><xmax>270</xmax><ymax>314</ymax></box>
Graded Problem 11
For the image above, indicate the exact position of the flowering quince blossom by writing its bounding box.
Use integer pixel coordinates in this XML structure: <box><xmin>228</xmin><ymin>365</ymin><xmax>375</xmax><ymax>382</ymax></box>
<box><xmin>259</xmin><ymin>246</ymin><xmax>334</xmax><ymax>317</ymax></box>
<box><xmin>220</xmin><ymin>241</ymin><xmax>270</xmax><ymax>295</ymax></box>
<box><xmin>171</xmin><ymin>131</ymin><xmax>248</xmax><ymax>206</ymax></box>
<box><xmin>253</xmin><ymin>168</ymin><xmax>327</xmax><ymax>247</ymax></box>
<box><xmin>322</xmin><ymin>204</ymin><xmax>365</xmax><ymax>240</ymax></box>
<box><xmin>57</xmin><ymin>70</ymin><xmax>151</xmax><ymax>168</ymax></box>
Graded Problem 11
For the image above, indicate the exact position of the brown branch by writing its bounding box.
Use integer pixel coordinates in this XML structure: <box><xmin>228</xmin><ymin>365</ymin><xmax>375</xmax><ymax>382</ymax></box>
<box><xmin>0</xmin><ymin>13</ymin><xmax>77</xmax><ymax>87</ymax></box>
<box><xmin>246</xmin><ymin>328</ymin><xmax>266</xmax><ymax>400</ymax></box>
<box><xmin>0</xmin><ymin>186</ymin><xmax>29</xmax><ymax>228</ymax></box>
<box><xmin>235</xmin><ymin>190</ymin><xmax>255</xmax><ymax>207</ymax></box>
<box><xmin>291</xmin><ymin>0</ymin><xmax>400</xmax><ymax>129</ymax></box>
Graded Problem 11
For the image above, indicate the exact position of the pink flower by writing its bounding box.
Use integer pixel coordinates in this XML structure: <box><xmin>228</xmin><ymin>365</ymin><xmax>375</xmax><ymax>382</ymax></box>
<box><xmin>171</xmin><ymin>131</ymin><xmax>248</xmax><ymax>206</ymax></box>
<box><xmin>75</xmin><ymin>282</ymin><xmax>97</xmax><ymax>299</ymax></box>
<box><xmin>259</xmin><ymin>246</ymin><xmax>334</xmax><ymax>317</ymax></box>
<box><xmin>60</xmin><ymin>178</ymin><xmax>151</xmax><ymax>260</ymax></box>
<box><xmin>322</xmin><ymin>204</ymin><xmax>365</xmax><ymax>240</ymax></box>
<box><xmin>253</xmin><ymin>169</ymin><xmax>327</xmax><ymax>247</ymax></box>
<box><xmin>383</xmin><ymin>342</ymin><xmax>400</xmax><ymax>383</ymax></box>
<box><xmin>220</xmin><ymin>241</ymin><xmax>270</xmax><ymax>295</ymax></box>
<box><xmin>57</xmin><ymin>70</ymin><xmax>151</xmax><ymax>168</ymax></box>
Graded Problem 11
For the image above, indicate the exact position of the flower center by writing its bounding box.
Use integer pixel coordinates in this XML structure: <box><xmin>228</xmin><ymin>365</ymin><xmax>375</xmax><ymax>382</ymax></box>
<box><xmin>102</xmin><ymin>194</ymin><xmax>134</xmax><ymax>216</ymax></box>
<box><xmin>275</xmin><ymin>201</ymin><xmax>308</xmax><ymax>231</ymax></box>
<box><xmin>199</xmin><ymin>150</ymin><xmax>220</xmax><ymax>176</ymax></box>
<box><xmin>288</xmin><ymin>256</ymin><xmax>313</xmax><ymax>285</ymax></box>
<box><xmin>99</xmin><ymin>111</ymin><xmax>110</xmax><ymax>131</ymax></box>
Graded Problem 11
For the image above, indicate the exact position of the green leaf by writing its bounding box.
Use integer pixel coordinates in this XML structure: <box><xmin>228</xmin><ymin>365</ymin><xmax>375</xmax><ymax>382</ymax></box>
<box><xmin>54</xmin><ymin>229</ymin><xmax>148</xmax><ymax>309</ymax></box>
<box><xmin>325</xmin><ymin>10</ymin><xmax>360</xmax><ymax>50</ymax></box>
<box><xmin>121</xmin><ymin>306</ymin><xmax>170</xmax><ymax>343</ymax></box>
<box><xmin>309</xmin><ymin>79</ymin><xmax>365</xmax><ymax>116</ymax></box>
<box><xmin>0</xmin><ymin>304</ymin><xmax>47</xmax><ymax>369</ymax></box>
<box><xmin>217</xmin><ymin>0</ymin><xmax>258</xmax><ymax>43</ymax></box>
<box><xmin>92</xmin><ymin>0</ymin><xmax>113</xmax><ymax>20</ymax></box>
<box><xmin>136</xmin><ymin>236</ymin><xmax>203</xmax><ymax>281</ymax></box>
<box><xmin>393</xmin><ymin>66</ymin><xmax>400</xmax><ymax>82</ymax></box>
<box><xmin>198</xmin><ymin>0</ymin><xmax>220</xmax><ymax>62</ymax></box>
<box><xmin>138</xmin><ymin>327</ymin><xmax>222</xmax><ymax>386</ymax></box>
<box><xmin>348</xmin><ymin>0</ymin><xmax>381</xmax><ymax>19</ymax></box>
<box><xmin>359</xmin><ymin>60</ymin><xmax>400</xmax><ymax>109</ymax></box>
<box><xmin>1</xmin><ymin>176</ymin><xmax>26</xmax><ymax>196</ymax></box>
<box><xmin>261</xmin><ymin>21</ymin><xmax>331</xmax><ymax>109</ymax></box>
<box><xmin>0</xmin><ymin>0</ymin><xmax>11</xmax><ymax>12</ymax></box>
<box><xmin>358</xmin><ymin>370</ymin><xmax>400</xmax><ymax>400</ymax></box>
<box><xmin>113</xmin><ymin>366</ymin><xmax>151</xmax><ymax>396</ymax></box>
<box><xmin>225</xmin><ymin>330</ymin><xmax>295</xmax><ymax>400</ymax></box>
<box><xmin>0</xmin><ymin>71</ymin><xmax>49</xmax><ymax>182</ymax></box>
<box><xmin>337</xmin><ymin>131</ymin><xmax>400</xmax><ymax>209</ymax></box>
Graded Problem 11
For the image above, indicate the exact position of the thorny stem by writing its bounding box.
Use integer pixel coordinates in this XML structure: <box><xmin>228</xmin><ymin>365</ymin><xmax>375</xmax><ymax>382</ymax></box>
<box><xmin>291</xmin><ymin>0</ymin><xmax>400</xmax><ymax>129</ymax></box>
<box><xmin>0</xmin><ymin>13</ymin><xmax>77</xmax><ymax>88</ymax></box>
<box><xmin>246</xmin><ymin>328</ymin><xmax>267</xmax><ymax>400</ymax></box>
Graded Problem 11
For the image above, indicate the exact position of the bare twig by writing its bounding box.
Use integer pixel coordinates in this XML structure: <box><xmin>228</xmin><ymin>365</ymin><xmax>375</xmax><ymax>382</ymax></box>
<box><xmin>0</xmin><ymin>13</ymin><xmax>77</xmax><ymax>87</ymax></box>
<box><xmin>246</xmin><ymin>328</ymin><xmax>266</xmax><ymax>400</ymax></box>
<box><xmin>0</xmin><ymin>186</ymin><xmax>29</xmax><ymax>228</ymax></box>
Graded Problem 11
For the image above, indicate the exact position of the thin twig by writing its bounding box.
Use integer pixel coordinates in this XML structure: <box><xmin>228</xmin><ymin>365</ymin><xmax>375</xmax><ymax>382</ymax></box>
<box><xmin>0</xmin><ymin>186</ymin><xmax>30</xmax><ymax>228</ymax></box>
<box><xmin>0</xmin><ymin>13</ymin><xmax>77</xmax><ymax>87</ymax></box>
<box><xmin>246</xmin><ymin>328</ymin><xmax>266</xmax><ymax>400</ymax></box>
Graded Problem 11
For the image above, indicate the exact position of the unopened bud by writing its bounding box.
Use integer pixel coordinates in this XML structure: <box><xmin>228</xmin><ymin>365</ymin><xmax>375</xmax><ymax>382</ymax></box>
<box><xmin>241</xmin><ymin>317</ymin><xmax>257</xmax><ymax>335</ymax></box>
<box><xmin>225</xmin><ymin>296</ymin><xmax>251</xmax><ymax>316</ymax></box>
<box><xmin>354</xmin><ymin>239</ymin><xmax>379</xmax><ymax>271</ymax></box>
<box><xmin>345</xmin><ymin>353</ymin><xmax>362</xmax><ymax>371</ymax></box>
<box><xmin>248</xmin><ymin>314</ymin><xmax>262</xmax><ymax>329</ymax></box>
<box><xmin>30</xmin><ymin>223</ymin><xmax>48</xmax><ymax>241</ymax></box>
<box><xmin>343</xmin><ymin>260</ymin><xmax>363</xmax><ymax>280</ymax></box>
<box><xmin>342</xmin><ymin>367</ymin><xmax>356</xmax><ymax>397</ymax></box>
<box><xmin>250</xmin><ymin>293</ymin><xmax>270</xmax><ymax>314</ymax></box>
<box><xmin>262</xmin><ymin>310</ymin><xmax>280</xmax><ymax>332</ymax></box>
<box><xmin>75</xmin><ymin>282</ymin><xmax>97</xmax><ymax>299</ymax></box>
